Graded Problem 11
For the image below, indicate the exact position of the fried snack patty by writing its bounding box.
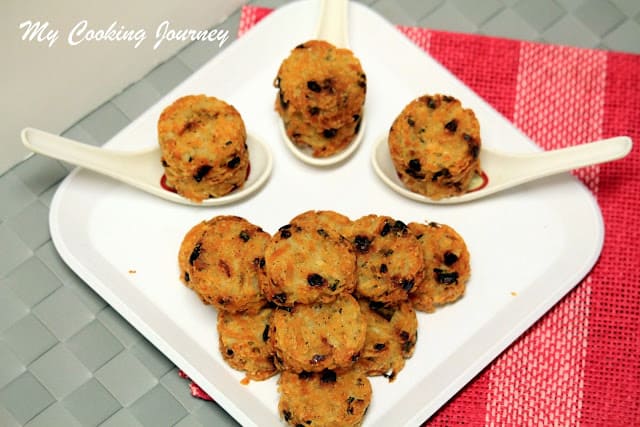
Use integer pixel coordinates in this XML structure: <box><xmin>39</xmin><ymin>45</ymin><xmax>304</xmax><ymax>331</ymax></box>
<box><xmin>355</xmin><ymin>299</ymin><xmax>418</xmax><ymax>382</ymax></box>
<box><xmin>262</xmin><ymin>221</ymin><xmax>356</xmax><ymax>307</ymax></box>
<box><xmin>388</xmin><ymin>94</ymin><xmax>481</xmax><ymax>200</ymax></box>
<box><xmin>290</xmin><ymin>209</ymin><xmax>353</xmax><ymax>237</ymax></box>
<box><xmin>278</xmin><ymin>369</ymin><xmax>372</xmax><ymax>427</ymax></box>
<box><xmin>274</xmin><ymin>39</ymin><xmax>366</xmax><ymax>157</ymax></box>
<box><xmin>217</xmin><ymin>306</ymin><xmax>278</xmax><ymax>381</ymax></box>
<box><xmin>270</xmin><ymin>294</ymin><xmax>366</xmax><ymax>373</ymax></box>
<box><xmin>178</xmin><ymin>215</ymin><xmax>269</xmax><ymax>313</ymax></box>
<box><xmin>158</xmin><ymin>94</ymin><xmax>249</xmax><ymax>202</ymax></box>
<box><xmin>275</xmin><ymin>40</ymin><xmax>366</xmax><ymax>129</ymax></box>
<box><xmin>347</xmin><ymin>215</ymin><xmax>425</xmax><ymax>305</ymax></box>
<box><xmin>408</xmin><ymin>221</ymin><xmax>471</xmax><ymax>312</ymax></box>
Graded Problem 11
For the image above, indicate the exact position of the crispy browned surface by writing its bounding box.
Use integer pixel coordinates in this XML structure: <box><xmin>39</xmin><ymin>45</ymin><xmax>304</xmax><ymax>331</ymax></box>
<box><xmin>278</xmin><ymin>369</ymin><xmax>372</xmax><ymax>427</ymax></box>
<box><xmin>408</xmin><ymin>221</ymin><xmax>471</xmax><ymax>312</ymax></box>
<box><xmin>270</xmin><ymin>294</ymin><xmax>366</xmax><ymax>373</ymax></box>
<box><xmin>158</xmin><ymin>94</ymin><xmax>249</xmax><ymax>202</ymax></box>
<box><xmin>217</xmin><ymin>307</ymin><xmax>278</xmax><ymax>381</ymax></box>
<box><xmin>274</xmin><ymin>40</ymin><xmax>366</xmax><ymax>157</ymax></box>
<box><xmin>178</xmin><ymin>215</ymin><xmax>269</xmax><ymax>313</ymax></box>
<box><xmin>388</xmin><ymin>94</ymin><xmax>481</xmax><ymax>200</ymax></box>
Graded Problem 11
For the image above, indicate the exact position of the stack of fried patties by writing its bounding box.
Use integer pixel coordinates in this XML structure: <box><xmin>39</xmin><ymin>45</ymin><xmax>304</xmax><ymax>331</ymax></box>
<box><xmin>262</xmin><ymin>210</ymin><xmax>372</xmax><ymax>427</ymax></box>
<box><xmin>388</xmin><ymin>94</ymin><xmax>482</xmax><ymax>200</ymax></box>
<box><xmin>177</xmin><ymin>210</ymin><xmax>471</xmax><ymax>427</ymax></box>
<box><xmin>178</xmin><ymin>215</ymin><xmax>277</xmax><ymax>382</ymax></box>
<box><xmin>158</xmin><ymin>95</ymin><xmax>250</xmax><ymax>202</ymax></box>
<box><xmin>274</xmin><ymin>40</ymin><xmax>367</xmax><ymax>158</ymax></box>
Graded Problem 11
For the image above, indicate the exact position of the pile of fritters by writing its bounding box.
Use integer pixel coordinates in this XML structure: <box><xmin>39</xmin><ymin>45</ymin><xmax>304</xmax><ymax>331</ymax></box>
<box><xmin>178</xmin><ymin>210</ymin><xmax>470</xmax><ymax>426</ymax></box>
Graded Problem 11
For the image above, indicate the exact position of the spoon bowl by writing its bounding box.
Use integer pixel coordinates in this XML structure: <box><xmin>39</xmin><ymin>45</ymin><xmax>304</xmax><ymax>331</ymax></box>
<box><xmin>372</xmin><ymin>133</ymin><xmax>632</xmax><ymax>204</ymax></box>
<box><xmin>278</xmin><ymin>112</ymin><xmax>366</xmax><ymax>167</ymax></box>
<box><xmin>21</xmin><ymin>127</ymin><xmax>273</xmax><ymax>207</ymax></box>
<box><xmin>279</xmin><ymin>0</ymin><xmax>365</xmax><ymax>166</ymax></box>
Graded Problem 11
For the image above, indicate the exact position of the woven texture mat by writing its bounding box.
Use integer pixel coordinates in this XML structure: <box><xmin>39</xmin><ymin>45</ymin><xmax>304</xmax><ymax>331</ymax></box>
<box><xmin>186</xmin><ymin>5</ymin><xmax>640</xmax><ymax>425</ymax></box>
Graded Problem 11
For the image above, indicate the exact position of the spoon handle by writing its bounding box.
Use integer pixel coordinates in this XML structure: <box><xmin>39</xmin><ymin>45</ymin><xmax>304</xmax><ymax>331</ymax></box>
<box><xmin>21</xmin><ymin>127</ymin><xmax>151</xmax><ymax>180</ymax></box>
<box><xmin>315</xmin><ymin>0</ymin><xmax>349</xmax><ymax>48</ymax></box>
<box><xmin>517</xmin><ymin>136</ymin><xmax>632</xmax><ymax>176</ymax></box>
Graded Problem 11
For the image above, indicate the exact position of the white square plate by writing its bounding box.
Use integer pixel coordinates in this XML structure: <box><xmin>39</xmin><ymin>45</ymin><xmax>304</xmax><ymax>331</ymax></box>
<box><xmin>49</xmin><ymin>1</ymin><xmax>603</xmax><ymax>425</ymax></box>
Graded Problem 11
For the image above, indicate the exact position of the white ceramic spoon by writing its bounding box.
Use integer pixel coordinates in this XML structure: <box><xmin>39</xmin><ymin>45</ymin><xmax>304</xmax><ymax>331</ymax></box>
<box><xmin>21</xmin><ymin>127</ymin><xmax>273</xmax><ymax>207</ymax></box>
<box><xmin>372</xmin><ymin>134</ymin><xmax>633</xmax><ymax>204</ymax></box>
<box><xmin>278</xmin><ymin>0</ymin><xmax>365</xmax><ymax>167</ymax></box>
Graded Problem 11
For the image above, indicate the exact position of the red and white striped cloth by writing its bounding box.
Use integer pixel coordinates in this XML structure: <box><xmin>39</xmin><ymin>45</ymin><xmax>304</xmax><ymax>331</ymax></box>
<box><xmin>184</xmin><ymin>5</ymin><xmax>639</xmax><ymax>425</ymax></box>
